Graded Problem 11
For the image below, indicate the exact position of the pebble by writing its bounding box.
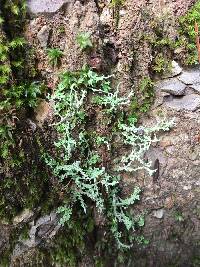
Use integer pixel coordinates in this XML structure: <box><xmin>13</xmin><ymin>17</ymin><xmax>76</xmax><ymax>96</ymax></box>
<box><xmin>37</xmin><ymin>25</ymin><xmax>50</xmax><ymax>48</ymax></box>
<box><xmin>152</xmin><ymin>209</ymin><xmax>165</xmax><ymax>219</ymax></box>
<box><xmin>164</xmin><ymin>60</ymin><xmax>182</xmax><ymax>78</ymax></box>
<box><xmin>178</xmin><ymin>69</ymin><xmax>200</xmax><ymax>84</ymax></box>
<box><xmin>27</xmin><ymin>0</ymin><xmax>69</xmax><ymax>14</ymax></box>
<box><xmin>156</xmin><ymin>78</ymin><xmax>186</xmax><ymax>96</ymax></box>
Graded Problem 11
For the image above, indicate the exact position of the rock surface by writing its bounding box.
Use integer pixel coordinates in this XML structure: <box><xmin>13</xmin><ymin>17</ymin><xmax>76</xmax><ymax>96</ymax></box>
<box><xmin>152</xmin><ymin>209</ymin><xmax>165</xmax><ymax>219</ymax></box>
<box><xmin>166</xmin><ymin>94</ymin><xmax>200</xmax><ymax>111</ymax></box>
<box><xmin>141</xmin><ymin>62</ymin><xmax>200</xmax><ymax>266</ymax></box>
<box><xmin>156</xmin><ymin>78</ymin><xmax>186</xmax><ymax>96</ymax></box>
<box><xmin>13</xmin><ymin>209</ymin><xmax>34</xmax><ymax>225</ymax></box>
<box><xmin>178</xmin><ymin>68</ymin><xmax>200</xmax><ymax>84</ymax></box>
<box><xmin>12</xmin><ymin>212</ymin><xmax>60</xmax><ymax>261</ymax></box>
<box><xmin>190</xmin><ymin>83</ymin><xmax>200</xmax><ymax>93</ymax></box>
<box><xmin>37</xmin><ymin>25</ymin><xmax>50</xmax><ymax>48</ymax></box>
<box><xmin>27</xmin><ymin>0</ymin><xmax>70</xmax><ymax>14</ymax></box>
<box><xmin>164</xmin><ymin>60</ymin><xmax>183</xmax><ymax>78</ymax></box>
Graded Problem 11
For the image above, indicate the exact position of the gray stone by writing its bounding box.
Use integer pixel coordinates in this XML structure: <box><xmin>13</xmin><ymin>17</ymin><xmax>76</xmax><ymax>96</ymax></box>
<box><xmin>34</xmin><ymin>212</ymin><xmax>60</xmax><ymax>238</ymax></box>
<box><xmin>190</xmin><ymin>83</ymin><xmax>200</xmax><ymax>93</ymax></box>
<box><xmin>26</xmin><ymin>119</ymin><xmax>37</xmax><ymax>132</ymax></box>
<box><xmin>27</xmin><ymin>0</ymin><xmax>70</xmax><ymax>14</ymax></box>
<box><xmin>152</xmin><ymin>209</ymin><xmax>165</xmax><ymax>219</ymax></box>
<box><xmin>164</xmin><ymin>60</ymin><xmax>183</xmax><ymax>78</ymax></box>
<box><xmin>178</xmin><ymin>69</ymin><xmax>200</xmax><ymax>84</ymax></box>
<box><xmin>37</xmin><ymin>25</ymin><xmax>50</xmax><ymax>48</ymax></box>
<box><xmin>166</xmin><ymin>94</ymin><xmax>200</xmax><ymax>111</ymax></box>
<box><xmin>156</xmin><ymin>78</ymin><xmax>186</xmax><ymax>96</ymax></box>
<box><xmin>13</xmin><ymin>209</ymin><xmax>34</xmax><ymax>225</ymax></box>
<box><xmin>36</xmin><ymin>214</ymin><xmax>51</xmax><ymax>226</ymax></box>
<box><xmin>12</xmin><ymin>212</ymin><xmax>60</xmax><ymax>260</ymax></box>
<box><xmin>37</xmin><ymin>224</ymin><xmax>55</xmax><ymax>238</ymax></box>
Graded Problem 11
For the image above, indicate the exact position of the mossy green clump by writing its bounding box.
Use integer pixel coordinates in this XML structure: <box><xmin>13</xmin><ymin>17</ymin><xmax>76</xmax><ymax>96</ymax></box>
<box><xmin>144</xmin><ymin>1</ymin><xmax>200</xmax><ymax>73</ymax></box>
<box><xmin>144</xmin><ymin>40</ymin><xmax>172</xmax><ymax>75</ymax></box>
<box><xmin>176</xmin><ymin>0</ymin><xmax>200</xmax><ymax>65</ymax></box>
<box><xmin>0</xmin><ymin>134</ymin><xmax>50</xmax><ymax>221</ymax></box>
<box><xmin>110</xmin><ymin>0</ymin><xmax>125</xmax><ymax>8</ymax></box>
<box><xmin>130</xmin><ymin>77</ymin><xmax>155</xmax><ymax>121</ymax></box>
<box><xmin>139</xmin><ymin>8</ymin><xmax>175</xmax><ymax>75</ymax></box>
<box><xmin>0</xmin><ymin>1</ymin><xmax>48</xmax><ymax>222</ymax></box>
<box><xmin>76</xmin><ymin>32</ymin><xmax>93</xmax><ymax>51</ymax></box>
<box><xmin>152</xmin><ymin>53</ymin><xmax>172</xmax><ymax>74</ymax></box>
<box><xmin>47</xmin><ymin>48</ymin><xmax>63</xmax><ymax>67</ymax></box>
<box><xmin>110</xmin><ymin>0</ymin><xmax>125</xmax><ymax>27</ymax></box>
<box><xmin>192</xmin><ymin>256</ymin><xmax>200</xmax><ymax>267</ymax></box>
<box><xmin>0</xmin><ymin>1</ymin><xmax>42</xmax><ymax>160</ymax></box>
<box><xmin>0</xmin><ymin>0</ymin><xmax>27</xmax><ymax>79</ymax></box>
<box><xmin>46</xmin><ymin>215</ymin><xmax>93</xmax><ymax>266</ymax></box>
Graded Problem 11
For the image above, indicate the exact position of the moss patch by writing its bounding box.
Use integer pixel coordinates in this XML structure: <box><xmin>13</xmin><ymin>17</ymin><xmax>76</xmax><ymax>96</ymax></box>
<box><xmin>176</xmin><ymin>0</ymin><xmax>200</xmax><ymax>65</ymax></box>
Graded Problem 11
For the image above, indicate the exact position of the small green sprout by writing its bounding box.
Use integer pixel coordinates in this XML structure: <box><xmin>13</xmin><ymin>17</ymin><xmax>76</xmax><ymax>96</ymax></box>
<box><xmin>9</xmin><ymin>37</ymin><xmax>26</xmax><ymax>49</ymax></box>
<box><xmin>110</xmin><ymin>0</ymin><xmax>125</xmax><ymax>7</ymax></box>
<box><xmin>174</xmin><ymin>211</ymin><xmax>184</xmax><ymax>222</ymax></box>
<box><xmin>47</xmin><ymin>48</ymin><xmax>63</xmax><ymax>67</ymax></box>
<box><xmin>76</xmin><ymin>32</ymin><xmax>93</xmax><ymax>51</ymax></box>
<box><xmin>0</xmin><ymin>16</ymin><xmax>4</xmax><ymax>25</ymax></box>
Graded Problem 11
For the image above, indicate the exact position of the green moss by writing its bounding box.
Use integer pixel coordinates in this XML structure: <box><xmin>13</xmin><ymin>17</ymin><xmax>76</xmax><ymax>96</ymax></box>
<box><xmin>143</xmin><ymin>1</ymin><xmax>200</xmax><ymax>71</ymax></box>
<box><xmin>153</xmin><ymin>53</ymin><xmax>172</xmax><ymax>74</ymax></box>
<box><xmin>110</xmin><ymin>0</ymin><xmax>124</xmax><ymax>6</ymax></box>
<box><xmin>76</xmin><ymin>32</ymin><xmax>93</xmax><ymax>51</ymax></box>
<box><xmin>142</xmin><ymin>12</ymin><xmax>174</xmax><ymax>75</ymax></box>
<box><xmin>110</xmin><ymin>0</ymin><xmax>125</xmax><ymax>28</ymax></box>
<box><xmin>176</xmin><ymin>0</ymin><xmax>200</xmax><ymax>65</ymax></box>
<box><xmin>1</xmin><ymin>0</ymin><xmax>27</xmax><ymax>78</ymax></box>
<box><xmin>130</xmin><ymin>77</ymin><xmax>154</xmax><ymax>120</ymax></box>
<box><xmin>146</xmin><ymin>38</ymin><xmax>173</xmax><ymax>75</ymax></box>
<box><xmin>18</xmin><ymin>212</ymin><xmax>95</xmax><ymax>267</ymax></box>
<box><xmin>47</xmin><ymin>48</ymin><xmax>63</xmax><ymax>67</ymax></box>
<box><xmin>58</xmin><ymin>26</ymin><xmax>65</xmax><ymax>34</ymax></box>
<box><xmin>20</xmin><ymin>224</ymin><xmax>31</xmax><ymax>240</ymax></box>
<box><xmin>177</xmin><ymin>1</ymin><xmax>200</xmax><ymax>64</ymax></box>
<box><xmin>148</xmin><ymin>0</ymin><xmax>200</xmax><ymax>67</ymax></box>
<box><xmin>174</xmin><ymin>211</ymin><xmax>184</xmax><ymax>222</ymax></box>
<box><xmin>0</xmin><ymin>129</ymin><xmax>55</xmax><ymax>222</ymax></box>
<box><xmin>0</xmin><ymin>0</ymin><xmax>44</xmax><ymax>165</ymax></box>
<box><xmin>0</xmin><ymin>228</ymin><xmax>22</xmax><ymax>266</ymax></box>
<box><xmin>192</xmin><ymin>257</ymin><xmax>200</xmax><ymax>267</ymax></box>
<box><xmin>24</xmin><ymin>48</ymin><xmax>38</xmax><ymax>78</ymax></box>
<box><xmin>49</xmin><ymin>226</ymin><xmax>84</xmax><ymax>266</ymax></box>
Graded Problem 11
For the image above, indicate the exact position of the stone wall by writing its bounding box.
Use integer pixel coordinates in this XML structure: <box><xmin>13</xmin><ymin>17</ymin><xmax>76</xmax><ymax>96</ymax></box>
<box><xmin>135</xmin><ymin>62</ymin><xmax>200</xmax><ymax>266</ymax></box>
<box><xmin>0</xmin><ymin>0</ymin><xmax>200</xmax><ymax>266</ymax></box>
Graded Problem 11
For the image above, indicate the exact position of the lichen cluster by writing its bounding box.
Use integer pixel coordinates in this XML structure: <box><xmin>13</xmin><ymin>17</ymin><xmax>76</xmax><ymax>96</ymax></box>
<box><xmin>1</xmin><ymin>0</ymin><xmax>198</xmax><ymax>265</ymax></box>
<box><xmin>44</xmin><ymin>65</ymin><xmax>173</xmax><ymax>252</ymax></box>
